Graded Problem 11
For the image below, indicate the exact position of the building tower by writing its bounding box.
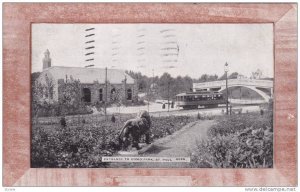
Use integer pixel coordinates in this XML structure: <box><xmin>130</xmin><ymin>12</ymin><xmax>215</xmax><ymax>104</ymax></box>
<box><xmin>43</xmin><ymin>49</ymin><xmax>51</xmax><ymax>70</ymax></box>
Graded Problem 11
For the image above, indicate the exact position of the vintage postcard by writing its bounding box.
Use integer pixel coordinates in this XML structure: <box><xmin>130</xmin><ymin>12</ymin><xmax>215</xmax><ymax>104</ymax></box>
<box><xmin>3</xmin><ymin>3</ymin><xmax>297</xmax><ymax>187</ymax></box>
<box><xmin>31</xmin><ymin>23</ymin><xmax>274</xmax><ymax>168</ymax></box>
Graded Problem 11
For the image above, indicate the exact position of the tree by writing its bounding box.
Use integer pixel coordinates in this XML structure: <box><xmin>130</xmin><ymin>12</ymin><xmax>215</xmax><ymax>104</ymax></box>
<box><xmin>251</xmin><ymin>69</ymin><xmax>263</xmax><ymax>79</ymax></box>
<box><xmin>138</xmin><ymin>78</ymin><xmax>148</xmax><ymax>91</ymax></box>
<box><xmin>198</xmin><ymin>74</ymin><xmax>208</xmax><ymax>82</ymax></box>
<box><xmin>125</xmin><ymin>70</ymin><xmax>149</xmax><ymax>92</ymax></box>
<box><xmin>32</xmin><ymin>81</ymin><xmax>45</xmax><ymax>119</ymax></box>
<box><xmin>182</xmin><ymin>75</ymin><xmax>193</xmax><ymax>92</ymax></box>
<box><xmin>219</xmin><ymin>72</ymin><xmax>239</xmax><ymax>80</ymax></box>
<box><xmin>228</xmin><ymin>72</ymin><xmax>239</xmax><ymax>79</ymax></box>
<box><xmin>31</xmin><ymin>74</ymin><xmax>55</xmax><ymax>118</ymax></box>
<box><xmin>31</xmin><ymin>72</ymin><xmax>41</xmax><ymax>85</ymax></box>
<box><xmin>155</xmin><ymin>73</ymin><xmax>194</xmax><ymax>100</ymax></box>
<box><xmin>58</xmin><ymin>76</ymin><xmax>82</xmax><ymax>115</ymax></box>
<box><xmin>197</xmin><ymin>74</ymin><xmax>218</xmax><ymax>82</ymax></box>
<box><xmin>158</xmin><ymin>73</ymin><xmax>173</xmax><ymax>99</ymax></box>
<box><xmin>218</xmin><ymin>73</ymin><xmax>227</xmax><ymax>80</ymax></box>
<box><xmin>44</xmin><ymin>74</ymin><xmax>55</xmax><ymax>102</ymax></box>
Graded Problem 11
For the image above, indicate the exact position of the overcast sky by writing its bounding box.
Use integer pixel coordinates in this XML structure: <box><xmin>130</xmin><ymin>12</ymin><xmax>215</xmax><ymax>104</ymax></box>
<box><xmin>32</xmin><ymin>23</ymin><xmax>273</xmax><ymax>78</ymax></box>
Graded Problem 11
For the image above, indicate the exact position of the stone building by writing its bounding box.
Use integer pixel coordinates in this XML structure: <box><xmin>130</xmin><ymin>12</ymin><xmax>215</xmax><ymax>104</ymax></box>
<box><xmin>36</xmin><ymin>50</ymin><xmax>138</xmax><ymax>105</ymax></box>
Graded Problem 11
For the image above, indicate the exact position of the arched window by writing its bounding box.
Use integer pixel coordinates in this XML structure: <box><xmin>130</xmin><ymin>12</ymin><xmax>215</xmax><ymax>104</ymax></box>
<box><xmin>49</xmin><ymin>87</ymin><xmax>53</xmax><ymax>99</ymax></box>
<box><xmin>111</xmin><ymin>88</ymin><xmax>116</xmax><ymax>94</ymax></box>
<box><xmin>127</xmin><ymin>89</ymin><xmax>132</xmax><ymax>100</ymax></box>
<box><xmin>44</xmin><ymin>87</ymin><xmax>48</xmax><ymax>98</ymax></box>
<box><xmin>111</xmin><ymin>88</ymin><xmax>116</xmax><ymax>101</ymax></box>
<box><xmin>82</xmin><ymin>88</ymin><xmax>91</xmax><ymax>102</ymax></box>
<box><xmin>99</xmin><ymin>89</ymin><xmax>103</xmax><ymax>101</ymax></box>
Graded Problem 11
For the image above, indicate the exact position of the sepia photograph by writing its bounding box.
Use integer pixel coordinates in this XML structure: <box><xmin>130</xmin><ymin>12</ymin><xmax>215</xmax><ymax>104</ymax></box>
<box><xmin>31</xmin><ymin>23</ymin><xmax>274</xmax><ymax>168</ymax></box>
<box><xmin>3</xmin><ymin>2</ymin><xmax>297</xmax><ymax>187</ymax></box>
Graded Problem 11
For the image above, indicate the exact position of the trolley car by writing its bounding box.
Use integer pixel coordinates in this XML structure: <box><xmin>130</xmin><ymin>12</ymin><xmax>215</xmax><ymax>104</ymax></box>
<box><xmin>175</xmin><ymin>91</ymin><xmax>226</xmax><ymax>109</ymax></box>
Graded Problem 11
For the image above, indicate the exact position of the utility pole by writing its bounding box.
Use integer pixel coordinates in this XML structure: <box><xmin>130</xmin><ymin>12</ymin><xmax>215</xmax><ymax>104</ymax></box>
<box><xmin>147</xmin><ymin>69</ymin><xmax>154</xmax><ymax>113</ymax></box>
<box><xmin>147</xmin><ymin>83</ymin><xmax>150</xmax><ymax>113</ymax></box>
<box><xmin>104</xmin><ymin>67</ymin><xmax>107</xmax><ymax>120</ymax></box>
<box><xmin>224</xmin><ymin>62</ymin><xmax>229</xmax><ymax>115</ymax></box>
<box><xmin>240</xmin><ymin>87</ymin><xmax>242</xmax><ymax>100</ymax></box>
<box><xmin>150</xmin><ymin>69</ymin><xmax>154</xmax><ymax>112</ymax></box>
<box><xmin>124</xmin><ymin>75</ymin><xmax>127</xmax><ymax>107</ymax></box>
<box><xmin>167</xmin><ymin>81</ymin><xmax>170</xmax><ymax>112</ymax></box>
<box><xmin>226</xmin><ymin>72</ymin><xmax>228</xmax><ymax>115</ymax></box>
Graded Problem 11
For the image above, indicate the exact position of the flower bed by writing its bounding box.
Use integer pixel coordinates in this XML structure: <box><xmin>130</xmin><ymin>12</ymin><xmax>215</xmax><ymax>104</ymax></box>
<box><xmin>190</xmin><ymin>112</ymin><xmax>273</xmax><ymax>168</ymax></box>
<box><xmin>31</xmin><ymin>114</ymin><xmax>195</xmax><ymax>168</ymax></box>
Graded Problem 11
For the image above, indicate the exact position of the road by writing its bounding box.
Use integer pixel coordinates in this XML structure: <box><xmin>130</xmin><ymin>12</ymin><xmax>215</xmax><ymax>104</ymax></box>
<box><xmin>108</xmin><ymin>120</ymin><xmax>214</xmax><ymax>168</ymax></box>
<box><xmin>107</xmin><ymin>102</ymin><xmax>261</xmax><ymax>117</ymax></box>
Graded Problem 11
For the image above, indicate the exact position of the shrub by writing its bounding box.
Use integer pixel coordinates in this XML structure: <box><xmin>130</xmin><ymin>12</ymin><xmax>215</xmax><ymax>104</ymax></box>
<box><xmin>31</xmin><ymin>114</ymin><xmax>195</xmax><ymax>168</ymax></box>
<box><xmin>191</xmin><ymin>113</ymin><xmax>273</xmax><ymax>168</ymax></box>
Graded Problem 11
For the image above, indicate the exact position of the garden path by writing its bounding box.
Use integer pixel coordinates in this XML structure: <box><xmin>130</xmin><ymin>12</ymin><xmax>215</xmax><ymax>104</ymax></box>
<box><xmin>109</xmin><ymin>120</ymin><xmax>215</xmax><ymax>168</ymax></box>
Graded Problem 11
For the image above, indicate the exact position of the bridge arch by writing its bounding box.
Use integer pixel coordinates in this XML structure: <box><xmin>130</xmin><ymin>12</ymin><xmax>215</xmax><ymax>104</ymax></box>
<box><xmin>219</xmin><ymin>85</ymin><xmax>271</xmax><ymax>102</ymax></box>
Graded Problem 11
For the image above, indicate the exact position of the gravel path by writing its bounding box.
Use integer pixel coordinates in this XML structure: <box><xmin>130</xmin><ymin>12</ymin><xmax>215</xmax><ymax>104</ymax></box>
<box><xmin>108</xmin><ymin>120</ymin><xmax>215</xmax><ymax>168</ymax></box>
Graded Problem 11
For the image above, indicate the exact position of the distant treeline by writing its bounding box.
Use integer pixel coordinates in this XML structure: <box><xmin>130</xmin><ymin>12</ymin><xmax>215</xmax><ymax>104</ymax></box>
<box><xmin>31</xmin><ymin>70</ymin><xmax>272</xmax><ymax>101</ymax></box>
<box><xmin>125</xmin><ymin>70</ymin><xmax>246</xmax><ymax>100</ymax></box>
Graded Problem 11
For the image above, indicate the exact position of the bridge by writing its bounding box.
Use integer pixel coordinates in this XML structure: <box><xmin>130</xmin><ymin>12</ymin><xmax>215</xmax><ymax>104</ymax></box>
<box><xmin>193</xmin><ymin>79</ymin><xmax>273</xmax><ymax>103</ymax></box>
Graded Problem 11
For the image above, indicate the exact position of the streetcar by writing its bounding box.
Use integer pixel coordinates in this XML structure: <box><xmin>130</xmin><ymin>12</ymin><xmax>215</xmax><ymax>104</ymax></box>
<box><xmin>175</xmin><ymin>91</ymin><xmax>226</xmax><ymax>109</ymax></box>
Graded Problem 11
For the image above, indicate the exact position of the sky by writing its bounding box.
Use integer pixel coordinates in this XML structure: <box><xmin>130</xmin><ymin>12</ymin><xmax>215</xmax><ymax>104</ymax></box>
<box><xmin>32</xmin><ymin>23</ymin><xmax>274</xmax><ymax>78</ymax></box>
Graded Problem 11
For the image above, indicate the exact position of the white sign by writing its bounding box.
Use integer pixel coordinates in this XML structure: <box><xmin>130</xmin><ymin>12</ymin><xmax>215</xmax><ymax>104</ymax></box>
<box><xmin>102</xmin><ymin>157</ymin><xmax>190</xmax><ymax>163</ymax></box>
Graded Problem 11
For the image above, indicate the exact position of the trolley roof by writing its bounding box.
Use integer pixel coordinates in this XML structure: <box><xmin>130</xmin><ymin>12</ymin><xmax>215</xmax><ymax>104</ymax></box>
<box><xmin>176</xmin><ymin>91</ymin><xmax>222</xmax><ymax>97</ymax></box>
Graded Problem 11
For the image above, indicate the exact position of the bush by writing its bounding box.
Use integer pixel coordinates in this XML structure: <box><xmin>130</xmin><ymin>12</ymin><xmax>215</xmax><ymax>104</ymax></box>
<box><xmin>31</xmin><ymin>122</ymin><xmax>115</xmax><ymax>168</ymax></box>
<box><xmin>196</xmin><ymin>112</ymin><xmax>216</xmax><ymax>121</ymax></box>
<box><xmin>150</xmin><ymin>115</ymin><xmax>192</xmax><ymax>140</ymax></box>
<box><xmin>31</xmin><ymin>114</ymin><xmax>196</xmax><ymax>168</ymax></box>
<box><xmin>208</xmin><ymin>113</ymin><xmax>272</xmax><ymax>137</ymax></box>
<box><xmin>191</xmin><ymin>113</ymin><xmax>273</xmax><ymax>168</ymax></box>
<box><xmin>32</xmin><ymin>102</ymin><xmax>93</xmax><ymax>117</ymax></box>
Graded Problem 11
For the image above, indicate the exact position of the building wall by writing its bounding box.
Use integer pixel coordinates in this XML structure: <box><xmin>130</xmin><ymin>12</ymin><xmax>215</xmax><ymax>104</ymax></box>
<box><xmin>57</xmin><ymin>79</ymin><xmax>137</xmax><ymax>104</ymax></box>
<box><xmin>36</xmin><ymin>71</ymin><xmax>138</xmax><ymax>105</ymax></box>
<box><xmin>88</xmin><ymin>81</ymin><xmax>137</xmax><ymax>104</ymax></box>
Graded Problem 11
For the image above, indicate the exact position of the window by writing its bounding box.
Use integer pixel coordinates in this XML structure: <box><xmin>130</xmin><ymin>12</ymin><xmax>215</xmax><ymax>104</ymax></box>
<box><xmin>111</xmin><ymin>88</ymin><xmax>116</xmax><ymax>95</ymax></box>
<box><xmin>99</xmin><ymin>89</ymin><xmax>103</xmax><ymax>101</ymax></box>
<box><xmin>127</xmin><ymin>89</ymin><xmax>132</xmax><ymax>100</ymax></box>
<box><xmin>82</xmin><ymin>88</ymin><xmax>91</xmax><ymax>102</ymax></box>
<box><xmin>111</xmin><ymin>88</ymin><xmax>116</xmax><ymax>101</ymax></box>
<box><xmin>49</xmin><ymin>87</ymin><xmax>53</xmax><ymax>99</ymax></box>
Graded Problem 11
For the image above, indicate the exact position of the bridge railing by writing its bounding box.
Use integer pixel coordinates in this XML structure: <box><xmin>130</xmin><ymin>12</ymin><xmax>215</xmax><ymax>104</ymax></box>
<box><xmin>193</xmin><ymin>79</ymin><xmax>273</xmax><ymax>89</ymax></box>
